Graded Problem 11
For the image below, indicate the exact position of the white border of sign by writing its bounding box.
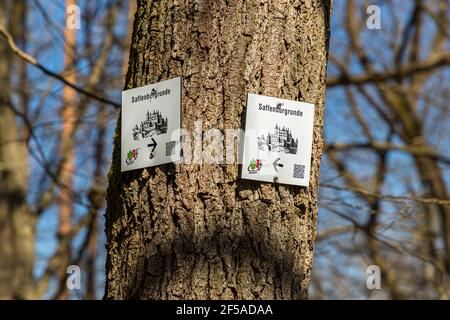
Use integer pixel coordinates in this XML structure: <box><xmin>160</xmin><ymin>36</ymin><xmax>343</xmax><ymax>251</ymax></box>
<box><xmin>240</xmin><ymin>93</ymin><xmax>315</xmax><ymax>187</ymax></box>
<box><xmin>121</xmin><ymin>77</ymin><xmax>182</xmax><ymax>172</ymax></box>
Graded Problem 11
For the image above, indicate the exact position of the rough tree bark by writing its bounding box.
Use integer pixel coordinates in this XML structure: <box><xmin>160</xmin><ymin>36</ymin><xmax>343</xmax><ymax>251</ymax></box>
<box><xmin>105</xmin><ymin>0</ymin><xmax>331</xmax><ymax>299</ymax></box>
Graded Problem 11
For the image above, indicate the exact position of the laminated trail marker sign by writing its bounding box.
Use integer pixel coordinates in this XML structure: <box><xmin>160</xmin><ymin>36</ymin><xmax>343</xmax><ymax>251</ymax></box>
<box><xmin>241</xmin><ymin>93</ymin><xmax>315</xmax><ymax>187</ymax></box>
<box><xmin>121</xmin><ymin>77</ymin><xmax>181</xmax><ymax>172</ymax></box>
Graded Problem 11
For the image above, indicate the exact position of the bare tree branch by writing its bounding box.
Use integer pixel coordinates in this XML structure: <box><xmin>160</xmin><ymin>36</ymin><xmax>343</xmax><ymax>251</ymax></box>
<box><xmin>0</xmin><ymin>23</ymin><xmax>120</xmax><ymax>108</ymax></box>
<box><xmin>327</xmin><ymin>52</ymin><xmax>450</xmax><ymax>87</ymax></box>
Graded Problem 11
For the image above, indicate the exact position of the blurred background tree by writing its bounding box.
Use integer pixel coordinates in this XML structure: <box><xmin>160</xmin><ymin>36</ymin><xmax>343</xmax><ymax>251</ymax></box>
<box><xmin>312</xmin><ymin>0</ymin><xmax>450</xmax><ymax>299</ymax></box>
<box><xmin>0</xmin><ymin>0</ymin><xmax>131</xmax><ymax>299</ymax></box>
<box><xmin>0</xmin><ymin>0</ymin><xmax>448</xmax><ymax>299</ymax></box>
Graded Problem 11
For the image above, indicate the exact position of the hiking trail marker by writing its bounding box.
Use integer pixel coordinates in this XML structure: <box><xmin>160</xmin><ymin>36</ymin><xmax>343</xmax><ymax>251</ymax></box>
<box><xmin>241</xmin><ymin>93</ymin><xmax>315</xmax><ymax>187</ymax></box>
<box><xmin>121</xmin><ymin>77</ymin><xmax>181</xmax><ymax>172</ymax></box>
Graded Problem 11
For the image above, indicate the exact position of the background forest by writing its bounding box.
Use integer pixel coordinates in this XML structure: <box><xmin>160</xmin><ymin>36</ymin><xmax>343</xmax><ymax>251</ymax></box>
<box><xmin>0</xmin><ymin>0</ymin><xmax>449</xmax><ymax>299</ymax></box>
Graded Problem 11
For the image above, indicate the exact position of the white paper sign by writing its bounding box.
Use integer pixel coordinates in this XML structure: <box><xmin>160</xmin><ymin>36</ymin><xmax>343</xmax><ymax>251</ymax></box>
<box><xmin>241</xmin><ymin>93</ymin><xmax>314</xmax><ymax>187</ymax></box>
<box><xmin>121</xmin><ymin>77</ymin><xmax>181</xmax><ymax>172</ymax></box>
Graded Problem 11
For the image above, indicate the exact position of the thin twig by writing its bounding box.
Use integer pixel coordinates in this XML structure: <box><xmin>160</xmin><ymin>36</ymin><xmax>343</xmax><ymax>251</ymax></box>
<box><xmin>0</xmin><ymin>23</ymin><xmax>120</xmax><ymax>108</ymax></box>
<box><xmin>321</xmin><ymin>182</ymin><xmax>450</xmax><ymax>206</ymax></box>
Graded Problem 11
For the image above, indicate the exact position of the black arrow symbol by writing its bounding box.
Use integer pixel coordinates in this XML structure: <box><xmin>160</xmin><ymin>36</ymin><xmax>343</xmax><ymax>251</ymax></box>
<box><xmin>148</xmin><ymin>138</ymin><xmax>157</xmax><ymax>153</ymax></box>
<box><xmin>273</xmin><ymin>158</ymin><xmax>284</xmax><ymax>172</ymax></box>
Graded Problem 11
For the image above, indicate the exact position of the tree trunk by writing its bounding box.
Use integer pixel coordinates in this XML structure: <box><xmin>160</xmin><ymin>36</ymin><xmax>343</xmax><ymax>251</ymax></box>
<box><xmin>55</xmin><ymin>0</ymin><xmax>78</xmax><ymax>300</ymax></box>
<box><xmin>105</xmin><ymin>0</ymin><xmax>331</xmax><ymax>300</ymax></box>
<box><xmin>0</xmin><ymin>0</ymin><xmax>35</xmax><ymax>299</ymax></box>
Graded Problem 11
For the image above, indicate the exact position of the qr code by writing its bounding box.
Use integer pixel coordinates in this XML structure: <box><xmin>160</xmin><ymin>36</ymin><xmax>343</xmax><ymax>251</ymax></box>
<box><xmin>293</xmin><ymin>164</ymin><xmax>305</xmax><ymax>179</ymax></box>
<box><xmin>166</xmin><ymin>141</ymin><xmax>176</xmax><ymax>156</ymax></box>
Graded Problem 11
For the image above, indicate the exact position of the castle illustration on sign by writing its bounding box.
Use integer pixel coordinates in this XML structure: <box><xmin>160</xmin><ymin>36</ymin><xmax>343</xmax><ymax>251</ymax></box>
<box><xmin>258</xmin><ymin>124</ymin><xmax>298</xmax><ymax>155</ymax></box>
<box><xmin>132</xmin><ymin>110</ymin><xmax>168</xmax><ymax>140</ymax></box>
